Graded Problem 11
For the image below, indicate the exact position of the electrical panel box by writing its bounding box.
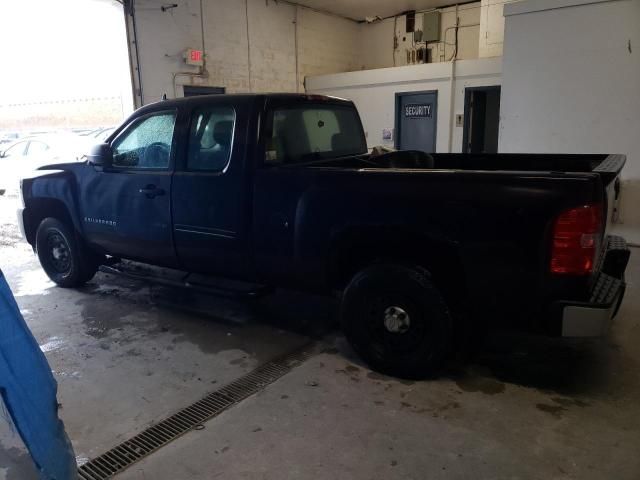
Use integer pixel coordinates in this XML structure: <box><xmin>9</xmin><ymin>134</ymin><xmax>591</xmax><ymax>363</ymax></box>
<box><xmin>422</xmin><ymin>11</ymin><xmax>441</xmax><ymax>42</ymax></box>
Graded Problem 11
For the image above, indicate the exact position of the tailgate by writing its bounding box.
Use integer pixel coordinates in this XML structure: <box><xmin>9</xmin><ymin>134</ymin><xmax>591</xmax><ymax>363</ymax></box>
<box><xmin>595</xmin><ymin>154</ymin><xmax>625</xmax><ymax>238</ymax></box>
<box><xmin>593</xmin><ymin>154</ymin><xmax>626</xmax><ymax>186</ymax></box>
<box><xmin>595</xmin><ymin>155</ymin><xmax>626</xmax><ymax>277</ymax></box>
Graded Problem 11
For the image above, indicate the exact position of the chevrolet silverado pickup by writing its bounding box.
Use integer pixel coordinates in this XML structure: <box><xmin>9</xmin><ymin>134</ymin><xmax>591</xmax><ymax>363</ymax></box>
<box><xmin>17</xmin><ymin>94</ymin><xmax>630</xmax><ymax>378</ymax></box>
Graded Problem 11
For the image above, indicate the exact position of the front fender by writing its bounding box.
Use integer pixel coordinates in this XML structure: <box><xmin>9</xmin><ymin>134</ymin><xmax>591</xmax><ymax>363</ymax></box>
<box><xmin>22</xmin><ymin>169</ymin><xmax>82</xmax><ymax>244</ymax></box>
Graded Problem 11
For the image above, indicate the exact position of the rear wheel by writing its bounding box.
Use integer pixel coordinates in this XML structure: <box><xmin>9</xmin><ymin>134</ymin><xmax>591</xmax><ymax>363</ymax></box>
<box><xmin>340</xmin><ymin>263</ymin><xmax>452</xmax><ymax>379</ymax></box>
<box><xmin>36</xmin><ymin>218</ymin><xmax>98</xmax><ymax>287</ymax></box>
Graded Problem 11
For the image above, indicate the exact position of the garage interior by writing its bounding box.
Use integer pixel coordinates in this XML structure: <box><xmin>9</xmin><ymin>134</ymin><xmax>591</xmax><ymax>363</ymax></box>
<box><xmin>1</xmin><ymin>0</ymin><xmax>640</xmax><ymax>479</ymax></box>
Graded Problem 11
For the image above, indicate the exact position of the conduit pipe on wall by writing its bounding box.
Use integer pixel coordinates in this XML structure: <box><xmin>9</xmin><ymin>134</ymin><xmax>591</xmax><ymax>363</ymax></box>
<box><xmin>199</xmin><ymin>0</ymin><xmax>207</xmax><ymax>65</ymax></box>
<box><xmin>245</xmin><ymin>0</ymin><xmax>253</xmax><ymax>92</ymax></box>
<box><xmin>447</xmin><ymin>5</ymin><xmax>459</xmax><ymax>153</ymax></box>
<box><xmin>172</xmin><ymin>70</ymin><xmax>209</xmax><ymax>98</ymax></box>
<box><xmin>171</xmin><ymin>0</ymin><xmax>209</xmax><ymax>98</ymax></box>
<box><xmin>274</xmin><ymin>0</ymin><xmax>358</xmax><ymax>22</ymax></box>
<box><xmin>294</xmin><ymin>5</ymin><xmax>300</xmax><ymax>92</ymax></box>
<box><xmin>123</xmin><ymin>0</ymin><xmax>144</xmax><ymax>106</ymax></box>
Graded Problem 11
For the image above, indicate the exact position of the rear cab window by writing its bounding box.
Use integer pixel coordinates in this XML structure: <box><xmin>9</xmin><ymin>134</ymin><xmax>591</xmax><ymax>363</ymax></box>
<box><xmin>263</xmin><ymin>101</ymin><xmax>367</xmax><ymax>166</ymax></box>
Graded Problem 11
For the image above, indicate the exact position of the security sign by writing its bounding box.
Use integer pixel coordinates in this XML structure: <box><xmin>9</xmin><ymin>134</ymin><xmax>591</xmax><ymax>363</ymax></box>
<box><xmin>404</xmin><ymin>104</ymin><xmax>432</xmax><ymax>118</ymax></box>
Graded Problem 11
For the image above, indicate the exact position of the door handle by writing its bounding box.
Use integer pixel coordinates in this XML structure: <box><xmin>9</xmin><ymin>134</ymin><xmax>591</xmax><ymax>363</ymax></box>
<box><xmin>139</xmin><ymin>185</ymin><xmax>165</xmax><ymax>198</ymax></box>
<box><xmin>272</xmin><ymin>213</ymin><xmax>289</xmax><ymax>230</ymax></box>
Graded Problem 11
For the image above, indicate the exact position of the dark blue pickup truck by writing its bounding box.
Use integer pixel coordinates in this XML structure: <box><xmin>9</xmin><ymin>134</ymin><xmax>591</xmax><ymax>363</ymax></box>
<box><xmin>17</xmin><ymin>94</ymin><xmax>630</xmax><ymax>378</ymax></box>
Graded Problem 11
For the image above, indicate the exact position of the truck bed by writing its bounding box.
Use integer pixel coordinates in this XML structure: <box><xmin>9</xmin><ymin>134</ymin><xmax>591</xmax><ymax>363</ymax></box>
<box><xmin>430</xmin><ymin>153</ymin><xmax>625</xmax><ymax>185</ymax></box>
<box><xmin>307</xmin><ymin>152</ymin><xmax>625</xmax><ymax>186</ymax></box>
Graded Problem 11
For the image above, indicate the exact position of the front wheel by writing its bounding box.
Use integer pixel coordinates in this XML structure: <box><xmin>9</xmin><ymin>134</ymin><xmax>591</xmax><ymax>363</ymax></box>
<box><xmin>340</xmin><ymin>263</ymin><xmax>452</xmax><ymax>379</ymax></box>
<box><xmin>36</xmin><ymin>218</ymin><xmax>98</xmax><ymax>287</ymax></box>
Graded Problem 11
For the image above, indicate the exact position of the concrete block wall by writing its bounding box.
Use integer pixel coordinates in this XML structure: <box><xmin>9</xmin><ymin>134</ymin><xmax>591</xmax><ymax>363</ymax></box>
<box><xmin>245</xmin><ymin>0</ymin><xmax>297</xmax><ymax>93</ymax></box>
<box><xmin>200</xmin><ymin>0</ymin><xmax>253</xmax><ymax>93</ymax></box>
<box><xmin>297</xmin><ymin>8</ymin><xmax>363</xmax><ymax>92</ymax></box>
<box><xmin>131</xmin><ymin>0</ymin><xmax>361</xmax><ymax>104</ymax></box>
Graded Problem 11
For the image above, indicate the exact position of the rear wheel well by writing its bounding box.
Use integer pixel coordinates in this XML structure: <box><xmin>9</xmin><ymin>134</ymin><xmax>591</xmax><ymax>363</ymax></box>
<box><xmin>329</xmin><ymin>229</ymin><xmax>466</xmax><ymax>307</ymax></box>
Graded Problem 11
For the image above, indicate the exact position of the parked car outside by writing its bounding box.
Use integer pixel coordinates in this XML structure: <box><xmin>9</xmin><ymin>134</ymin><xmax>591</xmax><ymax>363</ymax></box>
<box><xmin>0</xmin><ymin>131</ymin><xmax>21</xmax><ymax>145</ymax></box>
<box><xmin>78</xmin><ymin>127</ymin><xmax>117</xmax><ymax>142</ymax></box>
<box><xmin>0</xmin><ymin>133</ymin><xmax>93</xmax><ymax>196</ymax></box>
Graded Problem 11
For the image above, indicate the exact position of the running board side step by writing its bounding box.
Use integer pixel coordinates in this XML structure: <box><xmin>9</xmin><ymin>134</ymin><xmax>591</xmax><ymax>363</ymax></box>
<box><xmin>98</xmin><ymin>264</ymin><xmax>273</xmax><ymax>299</ymax></box>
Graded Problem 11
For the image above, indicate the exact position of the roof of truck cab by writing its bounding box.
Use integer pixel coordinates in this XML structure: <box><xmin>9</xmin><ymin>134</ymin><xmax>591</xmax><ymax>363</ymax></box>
<box><xmin>138</xmin><ymin>93</ymin><xmax>353</xmax><ymax>111</ymax></box>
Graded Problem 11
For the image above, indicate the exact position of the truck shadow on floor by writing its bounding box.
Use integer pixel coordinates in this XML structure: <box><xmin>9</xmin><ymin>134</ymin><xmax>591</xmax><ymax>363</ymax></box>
<box><xmin>151</xmin><ymin>285</ymin><xmax>340</xmax><ymax>340</ymax></box>
<box><xmin>80</xmin><ymin>272</ymin><xmax>623</xmax><ymax>397</ymax></box>
<box><xmin>79</xmin><ymin>271</ymin><xmax>339</xmax><ymax>339</ymax></box>
<box><xmin>461</xmin><ymin>332</ymin><xmax>621</xmax><ymax>396</ymax></box>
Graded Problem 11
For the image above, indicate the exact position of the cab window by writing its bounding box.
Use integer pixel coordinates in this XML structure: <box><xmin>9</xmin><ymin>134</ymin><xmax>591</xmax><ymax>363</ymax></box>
<box><xmin>186</xmin><ymin>107</ymin><xmax>235</xmax><ymax>172</ymax></box>
<box><xmin>112</xmin><ymin>111</ymin><xmax>176</xmax><ymax>169</ymax></box>
<box><xmin>264</xmin><ymin>104</ymin><xmax>367</xmax><ymax>165</ymax></box>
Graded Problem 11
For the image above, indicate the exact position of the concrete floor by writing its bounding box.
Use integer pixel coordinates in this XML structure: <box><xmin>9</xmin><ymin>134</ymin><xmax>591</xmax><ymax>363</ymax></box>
<box><xmin>1</xmin><ymin>194</ymin><xmax>639</xmax><ymax>480</ymax></box>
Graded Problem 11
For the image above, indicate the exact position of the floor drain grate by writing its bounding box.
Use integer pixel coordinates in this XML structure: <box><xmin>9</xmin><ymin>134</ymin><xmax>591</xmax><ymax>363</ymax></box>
<box><xmin>77</xmin><ymin>342</ymin><xmax>318</xmax><ymax>479</ymax></box>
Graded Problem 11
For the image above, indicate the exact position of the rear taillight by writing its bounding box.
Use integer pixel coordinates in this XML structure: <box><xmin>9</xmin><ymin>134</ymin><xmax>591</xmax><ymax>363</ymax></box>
<box><xmin>550</xmin><ymin>204</ymin><xmax>603</xmax><ymax>275</ymax></box>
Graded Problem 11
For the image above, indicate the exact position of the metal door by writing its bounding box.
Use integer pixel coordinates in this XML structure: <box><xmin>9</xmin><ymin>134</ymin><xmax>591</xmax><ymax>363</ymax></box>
<box><xmin>463</xmin><ymin>86</ymin><xmax>501</xmax><ymax>153</ymax></box>
<box><xmin>395</xmin><ymin>91</ymin><xmax>437</xmax><ymax>152</ymax></box>
<box><xmin>80</xmin><ymin>109</ymin><xmax>179</xmax><ymax>267</ymax></box>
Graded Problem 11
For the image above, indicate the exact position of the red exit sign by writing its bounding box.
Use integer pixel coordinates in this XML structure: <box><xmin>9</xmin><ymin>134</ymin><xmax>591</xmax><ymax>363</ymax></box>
<box><xmin>185</xmin><ymin>48</ymin><xmax>204</xmax><ymax>66</ymax></box>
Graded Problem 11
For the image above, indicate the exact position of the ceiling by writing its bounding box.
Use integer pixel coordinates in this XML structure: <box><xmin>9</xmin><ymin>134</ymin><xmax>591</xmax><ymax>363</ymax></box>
<box><xmin>294</xmin><ymin>0</ymin><xmax>459</xmax><ymax>21</ymax></box>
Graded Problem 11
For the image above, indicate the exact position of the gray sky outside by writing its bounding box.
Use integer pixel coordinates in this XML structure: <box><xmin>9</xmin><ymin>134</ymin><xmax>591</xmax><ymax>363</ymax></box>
<box><xmin>0</xmin><ymin>0</ymin><xmax>133</xmax><ymax>128</ymax></box>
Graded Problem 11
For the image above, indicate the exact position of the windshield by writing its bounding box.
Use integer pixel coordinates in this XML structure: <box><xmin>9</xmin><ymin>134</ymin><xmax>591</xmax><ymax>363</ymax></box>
<box><xmin>264</xmin><ymin>103</ymin><xmax>367</xmax><ymax>165</ymax></box>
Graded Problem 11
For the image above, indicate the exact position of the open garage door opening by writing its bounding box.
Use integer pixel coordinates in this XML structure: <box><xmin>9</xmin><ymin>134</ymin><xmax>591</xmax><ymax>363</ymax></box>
<box><xmin>0</xmin><ymin>0</ymin><xmax>133</xmax><ymax>198</ymax></box>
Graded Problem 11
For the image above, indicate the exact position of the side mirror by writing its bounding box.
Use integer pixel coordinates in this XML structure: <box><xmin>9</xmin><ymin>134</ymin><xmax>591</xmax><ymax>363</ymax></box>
<box><xmin>87</xmin><ymin>143</ymin><xmax>113</xmax><ymax>167</ymax></box>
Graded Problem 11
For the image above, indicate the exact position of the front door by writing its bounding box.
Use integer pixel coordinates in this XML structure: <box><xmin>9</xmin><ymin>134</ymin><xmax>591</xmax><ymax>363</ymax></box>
<box><xmin>80</xmin><ymin>109</ymin><xmax>178</xmax><ymax>266</ymax></box>
<box><xmin>395</xmin><ymin>91</ymin><xmax>438</xmax><ymax>152</ymax></box>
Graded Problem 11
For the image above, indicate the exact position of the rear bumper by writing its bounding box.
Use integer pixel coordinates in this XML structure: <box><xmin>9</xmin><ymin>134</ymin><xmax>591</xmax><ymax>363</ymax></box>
<box><xmin>560</xmin><ymin>273</ymin><xmax>625</xmax><ymax>337</ymax></box>
<box><xmin>555</xmin><ymin>235</ymin><xmax>629</xmax><ymax>337</ymax></box>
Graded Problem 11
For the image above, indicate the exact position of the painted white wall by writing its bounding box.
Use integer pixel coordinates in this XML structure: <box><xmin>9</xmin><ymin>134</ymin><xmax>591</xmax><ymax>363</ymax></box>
<box><xmin>131</xmin><ymin>0</ymin><xmax>362</xmax><ymax>103</ymax></box>
<box><xmin>360</xmin><ymin>3</ymin><xmax>482</xmax><ymax>69</ymax></box>
<box><xmin>306</xmin><ymin>58</ymin><xmax>502</xmax><ymax>152</ymax></box>
<box><xmin>499</xmin><ymin>0</ymin><xmax>640</xmax><ymax>239</ymax></box>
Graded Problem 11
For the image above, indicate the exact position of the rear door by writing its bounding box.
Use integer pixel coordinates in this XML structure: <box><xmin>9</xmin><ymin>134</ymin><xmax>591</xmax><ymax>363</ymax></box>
<box><xmin>81</xmin><ymin>109</ymin><xmax>179</xmax><ymax>266</ymax></box>
<box><xmin>171</xmin><ymin>98</ymin><xmax>253</xmax><ymax>278</ymax></box>
<box><xmin>253</xmin><ymin>98</ymin><xmax>368</xmax><ymax>288</ymax></box>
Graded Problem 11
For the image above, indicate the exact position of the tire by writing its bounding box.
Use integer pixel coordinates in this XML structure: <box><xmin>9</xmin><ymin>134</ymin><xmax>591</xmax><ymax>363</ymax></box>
<box><xmin>35</xmin><ymin>218</ymin><xmax>98</xmax><ymax>287</ymax></box>
<box><xmin>340</xmin><ymin>263</ymin><xmax>452</xmax><ymax>379</ymax></box>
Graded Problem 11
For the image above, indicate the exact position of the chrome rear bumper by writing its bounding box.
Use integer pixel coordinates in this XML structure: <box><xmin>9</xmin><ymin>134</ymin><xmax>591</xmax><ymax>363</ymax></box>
<box><xmin>558</xmin><ymin>235</ymin><xmax>629</xmax><ymax>337</ymax></box>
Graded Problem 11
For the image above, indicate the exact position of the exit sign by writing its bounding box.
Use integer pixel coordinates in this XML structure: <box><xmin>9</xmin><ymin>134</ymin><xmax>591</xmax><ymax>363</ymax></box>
<box><xmin>185</xmin><ymin>48</ymin><xmax>204</xmax><ymax>66</ymax></box>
